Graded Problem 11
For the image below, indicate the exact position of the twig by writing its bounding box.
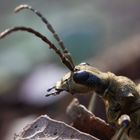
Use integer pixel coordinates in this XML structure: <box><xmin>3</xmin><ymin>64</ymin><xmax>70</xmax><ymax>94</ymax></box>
<box><xmin>66</xmin><ymin>98</ymin><xmax>115</xmax><ymax>140</ymax></box>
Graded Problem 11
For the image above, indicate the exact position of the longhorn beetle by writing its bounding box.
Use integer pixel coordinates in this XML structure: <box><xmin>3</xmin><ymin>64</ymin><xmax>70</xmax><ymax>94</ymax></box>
<box><xmin>0</xmin><ymin>4</ymin><xmax>140</xmax><ymax>140</ymax></box>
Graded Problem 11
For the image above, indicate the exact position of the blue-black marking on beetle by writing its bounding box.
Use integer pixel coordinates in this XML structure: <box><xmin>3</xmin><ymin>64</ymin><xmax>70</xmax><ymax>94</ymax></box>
<box><xmin>0</xmin><ymin>4</ymin><xmax>140</xmax><ymax>140</ymax></box>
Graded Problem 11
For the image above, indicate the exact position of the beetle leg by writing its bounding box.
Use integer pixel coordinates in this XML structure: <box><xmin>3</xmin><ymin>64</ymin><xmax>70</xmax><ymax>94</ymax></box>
<box><xmin>112</xmin><ymin>114</ymin><xmax>130</xmax><ymax>140</ymax></box>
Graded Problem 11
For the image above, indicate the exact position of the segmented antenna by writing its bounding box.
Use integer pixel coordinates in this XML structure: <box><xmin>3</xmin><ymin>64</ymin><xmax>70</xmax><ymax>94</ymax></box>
<box><xmin>14</xmin><ymin>4</ymin><xmax>75</xmax><ymax>69</ymax></box>
<box><xmin>0</xmin><ymin>4</ymin><xmax>75</xmax><ymax>71</ymax></box>
<box><xmin>0</xmin><ymin>27</ymin><xmax>74</xmax><ymax>71</ymax></box>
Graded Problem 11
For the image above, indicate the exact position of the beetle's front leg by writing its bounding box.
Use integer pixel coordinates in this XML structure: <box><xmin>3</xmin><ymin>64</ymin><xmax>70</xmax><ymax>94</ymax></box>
<box><xmin>112</xmin><ymin>114</ymin><xmax>131</xmax><ymax>140</ymax></box>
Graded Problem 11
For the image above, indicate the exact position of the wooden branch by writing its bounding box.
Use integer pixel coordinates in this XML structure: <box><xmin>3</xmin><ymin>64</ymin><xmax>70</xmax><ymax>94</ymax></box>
<box><xmin>66</xmin><ymin>98</ymin><xmax>115</xmax><ymax>140</ymax></box>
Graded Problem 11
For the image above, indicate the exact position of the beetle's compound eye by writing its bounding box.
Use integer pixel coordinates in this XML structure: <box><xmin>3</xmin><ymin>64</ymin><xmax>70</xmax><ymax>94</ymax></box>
<box><xmin>73</xmin><ymin>71</ymin><xmax>90</xmax><ymax>83</ymax></box>
<box><xmin>73</xmin><ymin>70</ymin><xmax>101</xmax><ymax>87</ymax></box>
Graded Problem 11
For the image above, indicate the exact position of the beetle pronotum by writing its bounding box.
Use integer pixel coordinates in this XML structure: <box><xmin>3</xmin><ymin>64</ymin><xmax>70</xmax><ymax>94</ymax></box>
<box><xmin>0</xmin><ymin>4</ymin><xmax>140</xmax><ymax>140</ymax></box>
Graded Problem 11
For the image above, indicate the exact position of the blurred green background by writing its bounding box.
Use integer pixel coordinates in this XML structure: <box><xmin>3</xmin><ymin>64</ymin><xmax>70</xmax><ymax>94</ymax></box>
<box><xmin>0</xmin><ymin>0</ymin><xmax>140</xmax><ymax>139</ymax></box>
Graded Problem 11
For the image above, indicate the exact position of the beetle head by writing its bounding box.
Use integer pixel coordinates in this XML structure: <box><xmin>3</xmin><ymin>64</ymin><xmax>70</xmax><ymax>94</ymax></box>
<box><xmin>47</xmin><ymin>63</ymin><xmax>109</xmax><ymax>96</ymax></box>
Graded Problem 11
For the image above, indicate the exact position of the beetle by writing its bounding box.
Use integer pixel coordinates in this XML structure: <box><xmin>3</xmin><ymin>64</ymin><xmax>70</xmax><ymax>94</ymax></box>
<box><xmin>0</xmin><ymin>4</ymin><xmax>140</xmax><ymax>140</ymax></box>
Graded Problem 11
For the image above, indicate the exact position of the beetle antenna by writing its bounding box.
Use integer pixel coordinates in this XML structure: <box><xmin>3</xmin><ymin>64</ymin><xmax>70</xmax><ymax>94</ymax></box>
<box><xmin>0</xmin><ymin>26</ymin><xmax>74</xmax><ymax>71</ymax></box>
<box><xmin>14</xmin><ymin>4</ymin><xmax>75</xmax><ymax>69</ymax></box>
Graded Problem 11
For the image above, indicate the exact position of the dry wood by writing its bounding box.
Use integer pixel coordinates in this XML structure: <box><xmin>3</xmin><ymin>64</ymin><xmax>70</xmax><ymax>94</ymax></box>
<box><xmin>67</xmin><ymin>98</ymin><xmax>115</xmax><ymax>140</ymax></box>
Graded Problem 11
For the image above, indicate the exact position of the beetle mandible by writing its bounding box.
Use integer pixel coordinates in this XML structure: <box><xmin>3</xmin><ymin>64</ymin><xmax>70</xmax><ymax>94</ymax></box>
<box><xmin>0</xmin><ymin>4</ymin><xmax>140</xmax><ymax>140</ymax></box>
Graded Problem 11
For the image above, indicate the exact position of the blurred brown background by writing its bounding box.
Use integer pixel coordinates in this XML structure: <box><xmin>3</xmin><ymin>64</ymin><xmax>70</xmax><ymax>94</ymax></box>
<box><xmin>0</xmin><ymin>0</ymin><xmax>140</xmax><ymax>139</ymax></box>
